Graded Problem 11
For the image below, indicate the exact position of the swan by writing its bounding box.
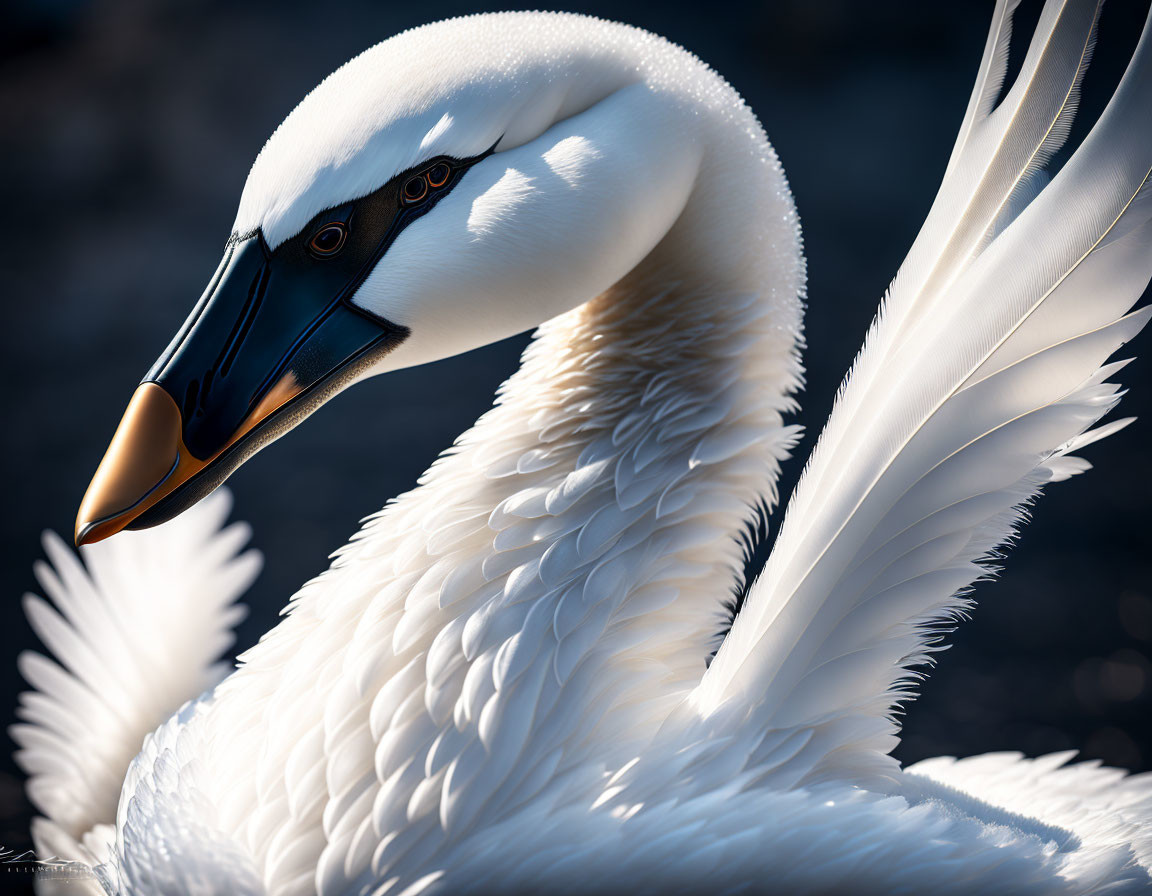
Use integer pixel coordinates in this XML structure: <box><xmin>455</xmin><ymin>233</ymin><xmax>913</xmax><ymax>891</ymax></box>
<box><xmin>12</xmin><ymin>2</ymin><xmax>1152</xmax><ymax>893</ymax></box>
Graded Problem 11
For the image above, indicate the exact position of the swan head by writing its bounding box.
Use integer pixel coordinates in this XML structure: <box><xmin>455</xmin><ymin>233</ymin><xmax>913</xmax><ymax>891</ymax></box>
<box><xmin>73</xmin><ymin>12</ymin><xmax>746</xmax><ymax>545</ymax></box>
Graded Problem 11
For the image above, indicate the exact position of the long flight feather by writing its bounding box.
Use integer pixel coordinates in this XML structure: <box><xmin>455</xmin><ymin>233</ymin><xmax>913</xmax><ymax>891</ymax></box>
<box><xmin>691</xmin><ymin>1</ymin><xmax>1152</xmax><ymax>785</ymax></box>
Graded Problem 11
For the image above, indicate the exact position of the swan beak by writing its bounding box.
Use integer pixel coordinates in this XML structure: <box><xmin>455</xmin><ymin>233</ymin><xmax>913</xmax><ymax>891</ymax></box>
<box><xmin>75</xmin><ymin>383</ymin><xmax>187</xmax><ymax>545</ymax></box>
<box><xmin>75</xmin><ymin>232</ymin><xmax>408</xmax><ymax>546</ymax></box>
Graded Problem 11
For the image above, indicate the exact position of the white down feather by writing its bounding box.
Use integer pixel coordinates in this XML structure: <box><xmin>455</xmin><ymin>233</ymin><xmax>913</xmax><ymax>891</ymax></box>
<box><xmin>12</xmin><ymin>4</ymin><xmax>1152</xmax><ymax>895</ymax></box>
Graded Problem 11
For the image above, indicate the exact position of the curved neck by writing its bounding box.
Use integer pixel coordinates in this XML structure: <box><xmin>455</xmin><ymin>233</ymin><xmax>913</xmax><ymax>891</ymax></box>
<box><xmin>201</xmin><ymin>117</ymin><xmax>805</xmax><ymax>891</ymax></box>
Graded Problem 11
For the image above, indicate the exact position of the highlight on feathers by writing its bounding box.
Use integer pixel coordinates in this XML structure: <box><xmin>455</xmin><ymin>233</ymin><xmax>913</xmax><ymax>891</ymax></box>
<box><xmin>695</xmin><ymin>0</ymin><xmax>1152</xmax><ymax>785</ymax></box>
<box><xmin>9</xmin><ymin>3</ymin><xmax>1152</xmax><ymax>894</ymax></box>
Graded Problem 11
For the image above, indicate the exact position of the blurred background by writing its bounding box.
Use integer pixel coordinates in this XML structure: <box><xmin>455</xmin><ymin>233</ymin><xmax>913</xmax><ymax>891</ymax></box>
<box><xmin>0</xmin><ymin>0</ymin><xmax>1149</xmax><ymax>885</ymax></box>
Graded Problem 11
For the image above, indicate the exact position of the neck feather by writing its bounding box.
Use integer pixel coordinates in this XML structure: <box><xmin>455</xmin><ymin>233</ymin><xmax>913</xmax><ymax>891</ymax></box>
<box><xmin>199</xmin><ymin>138</ymin><xmax>805</xmax><ymax>891</ymax></box>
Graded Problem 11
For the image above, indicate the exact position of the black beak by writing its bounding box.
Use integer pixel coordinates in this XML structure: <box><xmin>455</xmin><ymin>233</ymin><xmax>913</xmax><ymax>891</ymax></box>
<box><xmin>75</xmin><ymin>230</ymin><xmax>408</xmax><ymax>545</ymax></box>
<box><xmin>73</xmin><ymin>146</ymin><xmax>502</xmax><ymax>545</ymax></box>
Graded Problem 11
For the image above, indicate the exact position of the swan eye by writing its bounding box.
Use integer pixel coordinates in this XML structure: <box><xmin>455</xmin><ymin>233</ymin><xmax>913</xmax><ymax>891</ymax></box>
<box><xmin>308</xmin><ymin>223</ymin><xmax>347</xmax><ymax>257</ymax></box>
<box><xmin>402</xmin><ymin>175</ymin><xmax>429</xmax><ymax>205</ymax></box>
<box><xmin>426</xmin><ymin>163</ymin><xmax>451</xmax><ymax>188</ymax></box>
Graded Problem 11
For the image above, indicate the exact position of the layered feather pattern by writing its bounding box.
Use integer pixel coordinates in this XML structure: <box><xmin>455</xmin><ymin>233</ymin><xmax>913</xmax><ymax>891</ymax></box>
<box><xmin>158</xmin><ymin>269</ymin><xmax>803</xmax><ymax>896</ymax></box>
<box><xmin>12</xmin><ymin>5</ymin><xmax>1152</xmax><ymax>894</ymax></box>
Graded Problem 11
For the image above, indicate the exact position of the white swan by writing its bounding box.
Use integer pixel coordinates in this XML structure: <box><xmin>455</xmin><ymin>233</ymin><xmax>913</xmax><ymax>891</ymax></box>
<box><xmin>13</xmin><ymin>3</ymin><xmax>1152</xmax><ymax>893</ymax></box>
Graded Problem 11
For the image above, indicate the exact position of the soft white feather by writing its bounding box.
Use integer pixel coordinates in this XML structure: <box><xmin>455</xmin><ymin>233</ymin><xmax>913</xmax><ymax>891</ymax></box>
<box><xmin>15</xmin><ymin>6</ymin><xmax>1152</xmax><ymax>895</ymax></box>
<box><xmin>694</xmin><ymin>0</ymin><xmax>1152</xmax><ymax>783</ymax></box>
<box><xmin>11</xmin><ymin>490</ymin><xmax>259</xmax><ymax>869</ymax></box>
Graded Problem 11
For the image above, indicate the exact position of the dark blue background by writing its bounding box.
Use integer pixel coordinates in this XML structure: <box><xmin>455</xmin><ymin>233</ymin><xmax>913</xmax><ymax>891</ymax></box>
<box><xmin>1</xmin><ymin>0</ymin><xmax>1150</xmax><ymax>886</ymax></box>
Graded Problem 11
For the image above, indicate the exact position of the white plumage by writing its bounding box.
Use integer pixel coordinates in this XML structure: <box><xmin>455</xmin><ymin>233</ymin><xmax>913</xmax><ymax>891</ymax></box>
<box><xmin>13</xmin><ymin>3</ymin><xmax>1152</xmax><ymax>894</ymax></box>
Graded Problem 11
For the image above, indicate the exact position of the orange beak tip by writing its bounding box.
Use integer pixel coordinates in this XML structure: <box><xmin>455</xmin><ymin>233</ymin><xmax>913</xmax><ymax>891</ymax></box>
<box><xmin>75</xmin><ymin>373</ymin><xmax>299</xmax><ymax>546</ymax></box>
<box><xmin>74</xmin><ymin>519</ymin><xmax>108</xmax><ymax>548</ymax></box>
<box><xmin>74</xmin><ymin>383</ymin><xmax>185</xmax><ymax>547</ymax></box>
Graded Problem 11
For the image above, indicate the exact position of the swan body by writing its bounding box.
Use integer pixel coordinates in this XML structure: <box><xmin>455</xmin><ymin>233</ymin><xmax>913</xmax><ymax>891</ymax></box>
<box><xmin>13</xmin><ymin>4</ymin><xmax>1152</xmax><ymax>894</ymax></box>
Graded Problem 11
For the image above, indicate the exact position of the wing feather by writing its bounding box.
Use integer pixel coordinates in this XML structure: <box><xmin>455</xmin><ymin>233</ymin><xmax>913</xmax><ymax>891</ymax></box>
<box><xmin>693</xmin><ymin>2</ymin><xmax>1152</xmax><ymax>783</ymax></box>
<box><xmin>10</xmin><ymin>489</ymin><xmax>259</xmax><ymax>867</ymax></box>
